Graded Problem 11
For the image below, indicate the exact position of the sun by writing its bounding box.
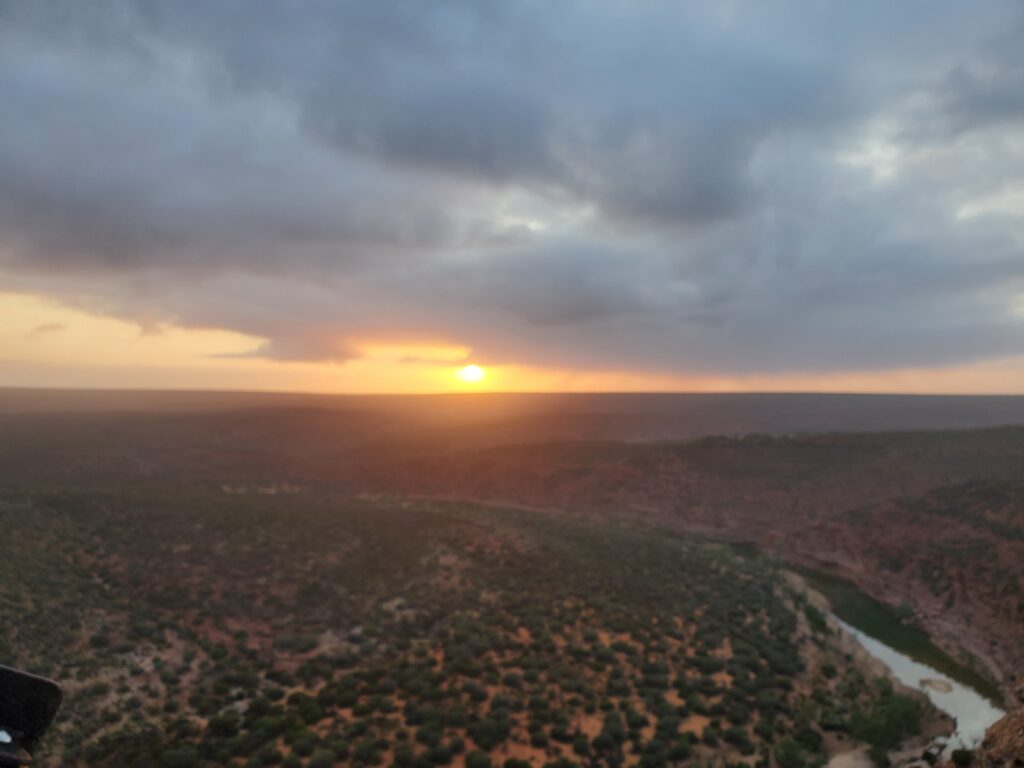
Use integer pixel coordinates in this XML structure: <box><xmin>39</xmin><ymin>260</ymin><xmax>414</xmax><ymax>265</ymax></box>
<box><xmin>456</xmin><ymin>364</ymin><xmax>486</xmax><ymax>384</ymax></box>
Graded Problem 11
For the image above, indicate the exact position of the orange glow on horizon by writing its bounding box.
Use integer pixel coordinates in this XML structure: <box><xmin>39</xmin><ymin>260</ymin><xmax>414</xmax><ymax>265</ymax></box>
<box><xmin>5</xmin><ymin>291</ymin><xmax>1024</xmax><ymax>395</ymax></box>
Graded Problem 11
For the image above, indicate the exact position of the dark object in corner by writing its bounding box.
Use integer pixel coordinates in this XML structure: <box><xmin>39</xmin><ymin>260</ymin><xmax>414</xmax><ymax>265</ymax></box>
<box><xmin>0</xmin><ymin>665</ymin><xmax>62</xmax><ymax>767</ymax></box>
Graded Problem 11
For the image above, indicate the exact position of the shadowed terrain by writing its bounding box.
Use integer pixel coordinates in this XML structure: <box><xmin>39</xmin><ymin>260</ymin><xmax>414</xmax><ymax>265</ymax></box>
<box><xmin>2</xmin><ymin>392</ymin><xmax>1023</xmax><ymax>766</ymax></box>
<box><xmin>0</xmin><ymin>490</ymin><xmax>936</xmax><ymax>767</ymax></box>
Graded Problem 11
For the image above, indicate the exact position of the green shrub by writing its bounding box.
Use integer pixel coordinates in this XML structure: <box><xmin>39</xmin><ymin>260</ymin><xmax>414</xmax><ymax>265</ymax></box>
<box><xmin>161</xmin><ymin>747</ymin><xmax>200</xmax><ymax>768</ymax></box>
<box><xmin>308</xmin><ymin>749</ymin><xmax>337</xmax><ymax>768</ymax></box>
<box><xmin>773</xmin><ymin>738</ymin><xmax>806</xmax><ymax>768</ymax></box>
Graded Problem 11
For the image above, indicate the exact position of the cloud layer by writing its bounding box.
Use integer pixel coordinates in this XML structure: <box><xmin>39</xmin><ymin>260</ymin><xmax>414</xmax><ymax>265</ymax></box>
<box><xmin>2</xmin><ymin>0</ymin><xmax>1024</xmax><ymax>378</ymax></box>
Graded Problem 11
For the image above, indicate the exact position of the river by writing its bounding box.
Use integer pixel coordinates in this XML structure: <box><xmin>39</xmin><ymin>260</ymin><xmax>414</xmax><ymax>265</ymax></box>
<box><xmin>835</xmin><ymin>618</ymin><xmax>1004</xmax><ymax>752</ymax></box>
<box><xmin>797</xmin><ymin>568</ymin><xmax>1005</xmax><ymax>753</ymax></box>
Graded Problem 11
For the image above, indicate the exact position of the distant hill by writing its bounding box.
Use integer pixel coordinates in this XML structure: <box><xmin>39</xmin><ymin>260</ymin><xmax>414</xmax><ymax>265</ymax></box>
<box><xmin>5</xmin><ymin>388</ymin><xmax>1024</xmax><ymax>438</ymax></box>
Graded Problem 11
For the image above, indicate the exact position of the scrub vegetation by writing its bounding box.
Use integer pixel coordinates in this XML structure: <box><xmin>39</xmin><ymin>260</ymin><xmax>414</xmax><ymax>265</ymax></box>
<box><xmin>0</xmin><ymin>488</ymin><xmax>927</xmax><ymax>768</ymax></box>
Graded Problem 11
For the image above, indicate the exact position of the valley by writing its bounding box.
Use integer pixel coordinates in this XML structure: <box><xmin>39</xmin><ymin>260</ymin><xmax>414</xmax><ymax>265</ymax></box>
<box><xmin>0</xmin><ymin>490</ymin><xmax>936</xmax><ymax>767</ymax></box>
<box><xmin>2</xmin><ymin>393</ymin><xmax>1023</xmax><ymax>766</ymax></box>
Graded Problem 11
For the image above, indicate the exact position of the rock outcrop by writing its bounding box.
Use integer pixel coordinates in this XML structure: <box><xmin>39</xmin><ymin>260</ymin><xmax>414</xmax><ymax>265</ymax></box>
<box><xmin>977</xmin><ymin>708</ymin><xmax>1024</xmax><ymax>767</ymax></box>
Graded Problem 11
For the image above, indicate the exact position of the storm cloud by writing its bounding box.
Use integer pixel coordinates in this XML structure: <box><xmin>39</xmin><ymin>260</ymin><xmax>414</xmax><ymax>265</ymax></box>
<box><xmin>2</xmin><ymin>0</ymin><xmax>1024</xmax><ymax>376</ymax></box>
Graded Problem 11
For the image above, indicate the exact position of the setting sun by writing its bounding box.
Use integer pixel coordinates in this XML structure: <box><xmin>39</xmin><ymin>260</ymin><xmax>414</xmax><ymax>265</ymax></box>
<box><xmin>456</xmin><ymin>364</ymin><xmax>486</xmax><ymax>384</ymax></box>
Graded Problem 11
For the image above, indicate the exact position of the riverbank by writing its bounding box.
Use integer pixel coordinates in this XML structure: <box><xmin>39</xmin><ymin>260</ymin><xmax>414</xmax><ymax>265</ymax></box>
<box><xmin>785</xmin><ymin>572</ymin><xmax>956</xmax><ymax>766</ymax></box>
<box><xmin>835</xmin><ymin>618</ymin><xmax>1004</xmax><ymax>753</ymax></box>
<box><xmin>793</xmin><ymin>566</ymin><xmax>1004</xmax><ymax>706</ymax></box>
<box><xmin>725</xmin><ymin>540</ymin><xmax>1008</xmax><ymax>707</ymax></box>
<box><xmin>783</xmin><ymin>566</ymin><xmax>1007</xmax><ymax>766</ymax></box>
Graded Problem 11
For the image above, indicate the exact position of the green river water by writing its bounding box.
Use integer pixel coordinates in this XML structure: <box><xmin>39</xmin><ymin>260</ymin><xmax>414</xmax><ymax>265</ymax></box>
<box><xmin>793</xmin><ymin>566</ymin><xmax>1003</xmax><ymax>706</ymax></box>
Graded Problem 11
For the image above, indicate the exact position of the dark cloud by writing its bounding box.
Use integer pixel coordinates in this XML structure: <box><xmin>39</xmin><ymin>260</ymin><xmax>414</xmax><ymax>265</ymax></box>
<box><xmin>2</xmin><ymin>0</ymin><xmax>1024</xmax><ymax>377</ymax></box>
<box><xmin>26</xmin><ymin>323</ymin><xmax>66</xmax><ymax>339</ymax></box>
<box><xmin>928</xmin><ymin>14</ymin><xmax>1024</xmax><ymax>136</ymax></box>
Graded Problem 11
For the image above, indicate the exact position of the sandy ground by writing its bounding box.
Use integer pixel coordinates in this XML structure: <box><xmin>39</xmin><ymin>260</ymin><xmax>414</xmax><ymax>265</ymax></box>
<box><xmin>827</xmin><ymin>747</ymin><xmax>873</xmax><ymax>768</ymax></box>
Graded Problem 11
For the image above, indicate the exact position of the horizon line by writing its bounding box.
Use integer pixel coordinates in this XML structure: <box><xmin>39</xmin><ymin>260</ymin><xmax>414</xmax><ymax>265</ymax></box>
<box><xmin>4</xmin><ymin>385</ymin><xmax>1024</xmax><ymax>399</ymax></box>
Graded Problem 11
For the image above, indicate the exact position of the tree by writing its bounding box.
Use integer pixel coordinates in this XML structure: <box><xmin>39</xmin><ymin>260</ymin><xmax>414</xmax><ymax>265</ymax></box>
<box><xmin>308</xmin><ymin>749</ymin><xmax>337</xmax><ymax>768</ymax></box>
<box><xmin>161</xmin><ymin>747</ymin><xmax>200</xmax><ymax>768</ymax></box>
<box><xmin>773</xmin><ymin>738</ymin><xmax>805</xmax><ymax>768</ymax></box>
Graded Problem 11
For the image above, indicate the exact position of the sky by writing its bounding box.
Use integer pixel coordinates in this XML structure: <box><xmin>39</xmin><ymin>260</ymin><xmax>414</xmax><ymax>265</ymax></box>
<box><xmin>2</xmin><ymin>1</ymin><xmax>1024</xmax><ymax>394</ymax></box>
